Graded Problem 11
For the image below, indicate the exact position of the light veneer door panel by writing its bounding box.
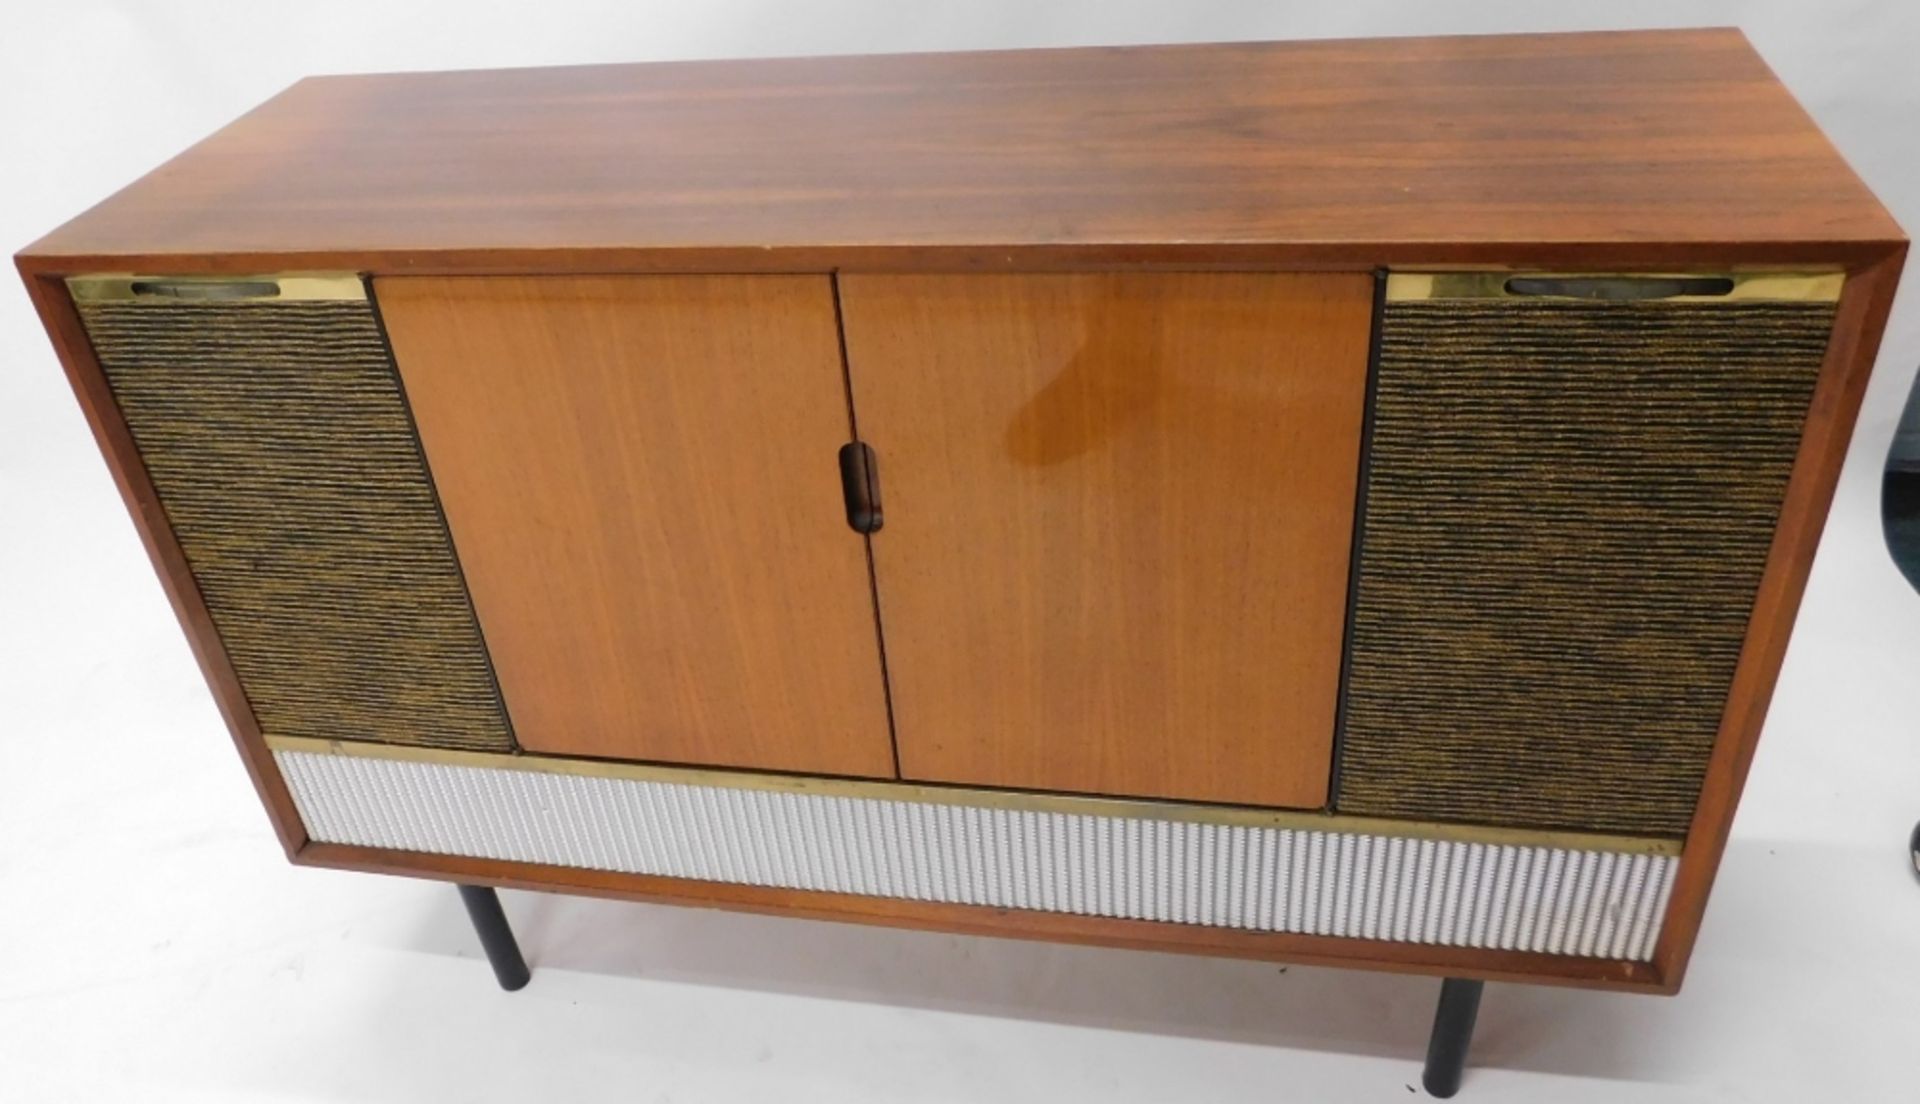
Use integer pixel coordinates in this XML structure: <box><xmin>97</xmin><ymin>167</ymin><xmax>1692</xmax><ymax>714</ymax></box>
<box><xmin>377</xmin><ymin>275</ymin><xmax>895</xmax><ymax>777</ymax></box>
<box><xmin>839</xmin><ymin>272</ymin><xmax>1374</xmax><ymax>808</ymax></box>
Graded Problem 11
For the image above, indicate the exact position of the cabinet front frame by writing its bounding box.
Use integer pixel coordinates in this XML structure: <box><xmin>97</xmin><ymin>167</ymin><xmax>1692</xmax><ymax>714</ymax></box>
<box><xmin>20</xmin><ymin>242</ymin><xmax>1904</xmax><ymax>996</ymax></box>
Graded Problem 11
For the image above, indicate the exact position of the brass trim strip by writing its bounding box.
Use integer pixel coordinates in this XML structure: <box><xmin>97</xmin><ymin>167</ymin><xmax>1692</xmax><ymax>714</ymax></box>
<box><xmin>67</xmin><ymin>273</ymin><xmax>367</xmax><ymax>302</ymax></box>
<box><xmin>266</xmin><ymin>735</ymin><xmax>1682</xmax><ymax>856</ymax></box>
<box><xmin>1385</xmin><ymin>271</ymin><xmax>1844</xmax><ymax>303</ymax></box>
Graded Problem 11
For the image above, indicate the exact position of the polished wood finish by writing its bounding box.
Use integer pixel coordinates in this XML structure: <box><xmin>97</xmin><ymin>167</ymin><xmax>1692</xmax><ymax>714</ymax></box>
<box><xmin>15</xmin><ymin>30</ymin><xmax>1908</xmax><ymax>994</ymax></box>
<box><xmin>840</xmin><ymin>273</ymin><xmax>1372</xmax><ymax>807</ymax></box>
<box><xmin>18</xmin><ymin>274</ymin><xmax>308</xmax><ymax>858</ymax></box>
<box><xmin>377</xmin><ymin>276</ymin><xmax>894</xmax><ymax>777</ymax></box>
<box><xmin>15</xmin><ymin>29</ymin><xmax>1902</xmax><ymax>279</ymax></box>
<box><xmin>1652</xmin><ymin>248</ymin><xmax>1909</xmax><ymax>986</ymax></box>
<box><xmin>296</xmin><ymin>841</ymin><xmax>1667</xmax><ymax>992</ymax></box>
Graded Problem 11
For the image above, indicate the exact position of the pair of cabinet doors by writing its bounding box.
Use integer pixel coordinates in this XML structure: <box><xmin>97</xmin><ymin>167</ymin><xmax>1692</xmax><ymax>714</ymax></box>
<box><xmin>378</xmin><ymin>272</ymin><xmax>1374</xmax><ymax>809</ymax></box>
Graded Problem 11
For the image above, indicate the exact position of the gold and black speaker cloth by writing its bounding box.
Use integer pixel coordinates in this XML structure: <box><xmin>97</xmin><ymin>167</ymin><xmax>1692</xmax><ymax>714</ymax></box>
<box><xmin>1335</xmin><ymin>273</ymin><xmax>1838</xmax><ymax>837</ymax></box>
<box><xmin>71</xmin><ymin>275</ymin><xmax>516</xmax><ymax>752</ymax></box>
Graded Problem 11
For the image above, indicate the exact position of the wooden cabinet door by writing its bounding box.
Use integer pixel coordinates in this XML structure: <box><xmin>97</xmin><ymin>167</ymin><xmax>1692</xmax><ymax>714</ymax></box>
<box><xmin>838</xmin><ymin>273</ymin><xmax>1373</xmax><ymax>808</ymax></box>
<box><xmin>377</xmin><ymin>276</ymin><xmax>894</xmax><ymax>778</ymax></box>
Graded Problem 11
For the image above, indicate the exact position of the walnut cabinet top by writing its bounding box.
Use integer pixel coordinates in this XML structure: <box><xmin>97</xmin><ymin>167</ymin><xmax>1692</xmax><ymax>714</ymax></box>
<box><xmin>16</xmin><ymin>28</ymin><xmax>1903</xmax><ymax>277</ymax></box>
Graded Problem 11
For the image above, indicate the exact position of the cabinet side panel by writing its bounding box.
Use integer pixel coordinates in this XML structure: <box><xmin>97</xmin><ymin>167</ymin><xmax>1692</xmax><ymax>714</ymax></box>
<box><xmin>76</xmin><ymin>292</ymin><xmax>516</xmax><ymax>752</ymax></box>
<box><xmin>20</xmin><ymin>273</ymin><xmax>305</xmax><ymax>855</ymax></box>
<box><xmin>1655</xmin><ymin>248</ymin><xmax>1905</xmax><ymax>985</ymax></box>
<box><xmin>1338</xmin><ymin>296</ymin><xmax>1834</xmax><ymax>836</ymax></box>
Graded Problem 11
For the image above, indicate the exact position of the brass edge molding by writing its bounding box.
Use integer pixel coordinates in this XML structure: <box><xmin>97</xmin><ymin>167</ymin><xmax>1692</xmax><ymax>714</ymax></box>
<box><xmin>265</xmin><ymin>735</ymin><xmax>1682</xmax><ymax>857</ymax></box>
<box><xmin>67</xmin><ymin>273</ymin><xmax>367</xmax><ymax>302</ymax></box>
<box><xmin>1385</xmin><ymin>271</ymin><xmax>1845</xmax><ymax>303</ymax></box>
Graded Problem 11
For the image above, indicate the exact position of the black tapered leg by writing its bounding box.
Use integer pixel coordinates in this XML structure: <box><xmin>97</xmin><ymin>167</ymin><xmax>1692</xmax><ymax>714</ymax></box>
<box><xmin>457</xmin><ymin>884</ymin><xmax>531</xmax><ymax>991</ymax></box>
<box><xmin>1421</xmin><ymin>978</ymin><xmax>1483</xmax><ymax>1098</ymax></box>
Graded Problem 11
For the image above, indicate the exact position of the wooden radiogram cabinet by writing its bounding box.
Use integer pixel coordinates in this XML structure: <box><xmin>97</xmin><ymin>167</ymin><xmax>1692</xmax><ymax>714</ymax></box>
<box><xmin>16</xmin><ymin>28</ymin><xmax>1906</xmax><ymax>1083</ymax></box>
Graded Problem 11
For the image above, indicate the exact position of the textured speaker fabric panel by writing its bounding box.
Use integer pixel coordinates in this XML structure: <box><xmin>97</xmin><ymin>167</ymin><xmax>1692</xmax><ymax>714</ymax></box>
<box><xmin>277</xmin><ymin>749</ymin><xmax>1677</xmax><ymax>960</ymax></box>
<box><xmin>1339</xmin><ymin>298</ymin><xmax>1834</xmax><ymax>837</ymax></box>
<box><xmin>79</xmin><ymin>298</ymin><xmax>516</xmax><ymax>752</ymax></box>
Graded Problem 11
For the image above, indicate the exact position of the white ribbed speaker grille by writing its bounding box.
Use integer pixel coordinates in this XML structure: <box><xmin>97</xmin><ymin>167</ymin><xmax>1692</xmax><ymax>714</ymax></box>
<box><xmin>276</xmin><ymin>750</ymin><xmax>1675</xmax><ymax>960</ymax></box>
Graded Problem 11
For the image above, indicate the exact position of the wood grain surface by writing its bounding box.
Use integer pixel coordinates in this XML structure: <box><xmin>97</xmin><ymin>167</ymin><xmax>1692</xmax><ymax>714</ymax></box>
<box><xmin>14</xmin><ymin>27</ymin><xmax>1909</xmax><ymax>992</ymax></box>
<box><xmin>18</xmin><ymin>273</ymin><xmax>309</xmax><ymax>857</ymax></box>
<box><xmin>840</xmin><ymin>272</ymin><xmax>1373</xmax><ymax>807</ymax></box>
<box><xmin>1651</xmin><ymin>247</ymin><xmax>1909</xmax><ymax>987</ymax></box>
<box><xmin>17</xmin><ymin>29</ymin><xmax>1902</xmax><ymax>276</ymax></box>
<box><xmin>377</xmin><ymin>275</ymin><xmax>895</xmax><ymax>777</ymax></box>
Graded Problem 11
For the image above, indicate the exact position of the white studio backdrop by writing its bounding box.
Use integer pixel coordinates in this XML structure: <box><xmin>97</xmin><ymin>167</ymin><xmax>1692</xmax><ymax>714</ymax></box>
<box><xmin>2</xmin><ymin>4</ymin><xmax>1917</xmax><ymax>1102</ymax></box>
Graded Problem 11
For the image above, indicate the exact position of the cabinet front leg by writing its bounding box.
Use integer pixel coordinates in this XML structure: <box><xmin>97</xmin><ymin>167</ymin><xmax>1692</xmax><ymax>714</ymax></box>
<box><xmin>1421</xmin><ymin>977</ymin><xmax>1484</xmax><ymax>1098</ymax></box>
<box><xmin>457</xmin><ymin>884</ymin><xmax>531</xmax><ymax>991</ymax></box>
